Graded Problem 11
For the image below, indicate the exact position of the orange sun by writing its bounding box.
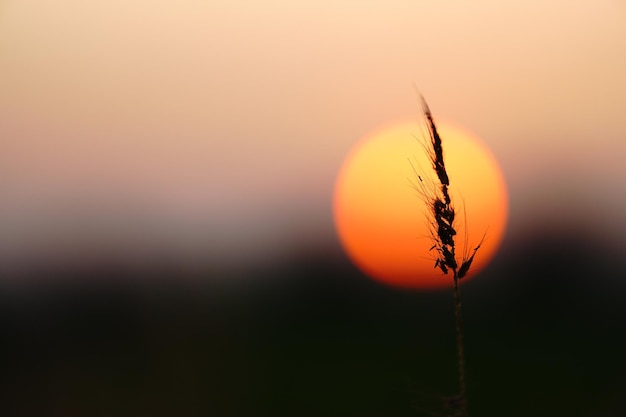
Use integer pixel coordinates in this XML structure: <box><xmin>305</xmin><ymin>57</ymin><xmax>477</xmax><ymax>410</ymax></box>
<box><xmin>333</xmin><ymin>121</ymin><xmax>508</xmax><ymax>289</ymax></box>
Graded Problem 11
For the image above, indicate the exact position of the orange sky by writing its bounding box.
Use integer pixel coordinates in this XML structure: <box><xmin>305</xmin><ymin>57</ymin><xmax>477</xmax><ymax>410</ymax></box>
<box><xmin>0</xmin><ymin>1</ymin><xmax>625</xmax><ymax>275</ymax></box>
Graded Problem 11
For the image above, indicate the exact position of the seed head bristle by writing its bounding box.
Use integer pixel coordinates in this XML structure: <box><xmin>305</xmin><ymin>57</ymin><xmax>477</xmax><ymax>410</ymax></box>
<box><xmin>458</xmin><ymin>232</ymin><xmax>486</xmax><ymax>279</ymax></box>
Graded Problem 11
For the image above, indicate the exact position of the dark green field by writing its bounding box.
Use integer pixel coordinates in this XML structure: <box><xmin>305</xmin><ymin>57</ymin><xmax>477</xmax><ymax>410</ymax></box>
<box><xmin>1</xmin><ymin>230</ymin><xmax>625</xmax><ymax>417</ymax></box>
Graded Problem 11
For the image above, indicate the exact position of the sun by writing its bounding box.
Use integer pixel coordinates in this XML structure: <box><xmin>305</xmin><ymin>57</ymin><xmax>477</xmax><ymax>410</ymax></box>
<box><xmin>333</xmin><ymin>121</ymin><xmax>508</xmax><ymax>289</ymax></box>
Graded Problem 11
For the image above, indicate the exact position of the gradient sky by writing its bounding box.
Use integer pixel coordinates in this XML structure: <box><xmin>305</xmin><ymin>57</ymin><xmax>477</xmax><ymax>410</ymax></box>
<box><xmin>1</xmin><ymin>1</ymin><xmax>625</xmax><ymax>278</ymax></box>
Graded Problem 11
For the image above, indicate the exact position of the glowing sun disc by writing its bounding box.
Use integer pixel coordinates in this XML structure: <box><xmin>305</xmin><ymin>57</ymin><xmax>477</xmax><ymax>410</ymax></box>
<box><xmin>333</xmin><ymin>122</ymin><xmax>508</xmax><ymax>289</ymax></box>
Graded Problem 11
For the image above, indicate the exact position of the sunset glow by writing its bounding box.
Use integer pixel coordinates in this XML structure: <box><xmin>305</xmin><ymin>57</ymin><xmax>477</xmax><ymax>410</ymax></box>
<box><xmin>333</xmin><ymin>122</ymin><xmax>508</xmax><ymax>289</ymax></box>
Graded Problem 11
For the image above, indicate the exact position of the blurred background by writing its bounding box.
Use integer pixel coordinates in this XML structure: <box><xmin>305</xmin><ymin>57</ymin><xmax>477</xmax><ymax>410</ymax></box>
<box><xmin>1</xmin><ymin>1</ymin><xmax>626</xmax><ymax>416</ymax></box>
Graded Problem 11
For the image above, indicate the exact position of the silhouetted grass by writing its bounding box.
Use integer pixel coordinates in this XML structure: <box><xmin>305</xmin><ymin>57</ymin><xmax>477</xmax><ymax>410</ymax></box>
<box><xmin>412</xmin><ymin>96</ymin><xmax>485</xmax><ymax>417</ymax></box>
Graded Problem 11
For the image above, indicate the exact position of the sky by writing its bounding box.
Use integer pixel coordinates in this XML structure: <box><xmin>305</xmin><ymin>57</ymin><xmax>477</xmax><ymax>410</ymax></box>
<box><xmin>1</xmin><ymin>0</ymin><xmax>625</xmax><ymax>280</ymax></box>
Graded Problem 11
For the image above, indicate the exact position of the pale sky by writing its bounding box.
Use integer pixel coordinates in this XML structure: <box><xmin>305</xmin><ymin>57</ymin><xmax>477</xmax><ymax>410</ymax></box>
<box><xmin>1</xmin><ymin>1</ymin><xmax>625</xmax><ymax>275</ymax></box>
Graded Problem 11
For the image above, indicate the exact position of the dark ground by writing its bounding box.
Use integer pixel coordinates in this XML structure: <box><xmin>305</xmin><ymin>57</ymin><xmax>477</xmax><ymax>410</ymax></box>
<box><xmin>1</xmin><ymin>228</ymin><xmax>625</xmax><ymax>417</ymax></box>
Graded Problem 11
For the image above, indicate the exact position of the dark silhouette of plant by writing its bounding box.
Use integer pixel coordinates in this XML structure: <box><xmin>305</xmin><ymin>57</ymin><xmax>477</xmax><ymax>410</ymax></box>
<box><xmin>413</xmin><ymin>96</ymin><xmax>485</xmax><ymax>417</ymax></box>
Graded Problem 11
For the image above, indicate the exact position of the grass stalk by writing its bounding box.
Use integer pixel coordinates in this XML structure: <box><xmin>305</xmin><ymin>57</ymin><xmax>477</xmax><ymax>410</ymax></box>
<box><xmin>452</xmin><ymin>273</ymin><xmax>467</xmax><ymax>417</ymax></box>
<box><xmin>413</xmin><ymin>96</ymin><xmax>482</xmax><ymax>417</ymax></box>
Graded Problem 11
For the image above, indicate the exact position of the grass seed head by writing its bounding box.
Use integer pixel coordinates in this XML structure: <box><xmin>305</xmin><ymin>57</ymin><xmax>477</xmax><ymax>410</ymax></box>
<box><xmin>417</xmin><ymin>95</ymin><xmax>483</xmax><ymax>281</ymax></box>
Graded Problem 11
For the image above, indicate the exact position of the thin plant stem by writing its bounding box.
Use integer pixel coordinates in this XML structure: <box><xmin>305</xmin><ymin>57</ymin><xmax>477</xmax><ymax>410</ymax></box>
<box><xmin>453</xmin><ymin>272</ymin><xmax>467</xmax><ymax>416</ymax></box>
